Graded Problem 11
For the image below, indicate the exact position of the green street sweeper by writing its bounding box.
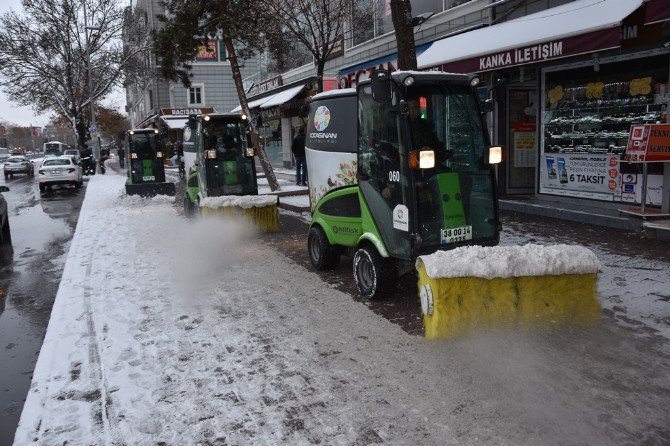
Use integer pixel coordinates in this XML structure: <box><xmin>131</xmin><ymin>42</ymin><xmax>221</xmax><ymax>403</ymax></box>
<box><xmin>305</xmin><ymin>70</ymin><xmax>600</xmax><ymax>339</ymax></box>
<box><xmin>125</xmin><ymin>128</ymin><xmax>176</xmax><ymax>197</ymax></box>
<box><xmin>183</xmin><ymin>113</ymin><xmax>278</xmax><ymax>231</ymax></box>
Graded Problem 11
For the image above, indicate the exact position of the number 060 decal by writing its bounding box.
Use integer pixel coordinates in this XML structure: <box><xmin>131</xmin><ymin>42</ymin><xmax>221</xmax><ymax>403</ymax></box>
<box><xmin>388</xmin><ymin>171</ymin><xmax>400</xmax><ymax>182</ymax></box>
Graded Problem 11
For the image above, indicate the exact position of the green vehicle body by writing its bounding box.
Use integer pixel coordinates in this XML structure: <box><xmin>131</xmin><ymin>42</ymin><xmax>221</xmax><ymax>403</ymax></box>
<box><xmin>125</xmin><ymin>128</ymin><xmax>175</xmax><ymax>197</ymax></box>
<box><xmin>183</xmin><ymin>113</ymin><xmax>258</xmax><ymax>213</ymax></box>
<box><xmin>305</xmin><ymin>71</ymin><xmax>501</xmax><ymax>297</ymax></box>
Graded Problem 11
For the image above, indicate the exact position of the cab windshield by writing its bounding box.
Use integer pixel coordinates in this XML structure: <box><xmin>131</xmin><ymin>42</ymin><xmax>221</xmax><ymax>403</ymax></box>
<box><xmin>130</xmin><ymin>133</ymin><xmax>158</xmax><ymax>158</ymax></box>
<box><xmin>201</xmin><ymin>121</ymin><xmax>255</xmax><ymax>195</ymax></box>
<box><xmin>406</xmin><ymin>85</ymin><xmax>497</xmax><ymax>251</ymax></box>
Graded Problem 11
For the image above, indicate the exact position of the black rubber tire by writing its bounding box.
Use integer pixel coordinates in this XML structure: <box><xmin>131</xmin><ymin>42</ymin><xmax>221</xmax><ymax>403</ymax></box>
<box><xmin>1</xmin><ymin>218</ymin><xmax>10</xmax><ymax>245</ymax></box>
<box><xmin>38</xmin><ymin>184</ymin><xmax>45</xmax><ymax>192</ymax></box>
<box><xmin>308</xmin><ymin>225</ymin><xmax>340</xmax><ymax>270</ymax></box>
<box><xmin>183</xmin><ymin>194</ymin><xmax>194</xmax><ymax>216</ymax></box>
<box><xmin>74</xmin><ymin>180</ymin><xmax>81</xmax><ymax>190</ymax></box>
<box><xmin>353</xmin><ymin>245</ymin><xmax>395</xmax><ymax>299</ymax></box>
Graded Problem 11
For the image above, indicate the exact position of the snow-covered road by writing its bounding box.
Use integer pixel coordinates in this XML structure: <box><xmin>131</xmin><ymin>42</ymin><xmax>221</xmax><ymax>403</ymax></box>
<box><xmin>13</xmin><ymin>173</ymin><xmax>670</xmax><ymax>445</ymax></box>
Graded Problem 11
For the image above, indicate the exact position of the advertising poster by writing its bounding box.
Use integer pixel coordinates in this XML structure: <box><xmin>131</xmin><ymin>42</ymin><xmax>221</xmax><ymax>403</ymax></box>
<box><xmin>617</xmin><ymin>173</ymin><xmax>664</xmax><ymax>205</ymax></box>
<box><xmin>540</xmin><ymin>153</ymin><xmax>620</xmax><ymax>200</ymax></box>
<box><xmin>512</xmin><ymin>128</ymin><xmax>536</xmax><ymax>168</ymax></box>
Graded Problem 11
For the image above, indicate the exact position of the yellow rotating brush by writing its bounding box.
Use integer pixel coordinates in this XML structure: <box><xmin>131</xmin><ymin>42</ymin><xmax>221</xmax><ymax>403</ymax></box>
<box><xmin>200</xmin><ymin>195</ymin><xmax>279</xmax><ymax>232</ymax></box>
<box><xmin>416</xmin><ymin>244</ymin><xmax>601</xmax><ymax>340</ymax></box>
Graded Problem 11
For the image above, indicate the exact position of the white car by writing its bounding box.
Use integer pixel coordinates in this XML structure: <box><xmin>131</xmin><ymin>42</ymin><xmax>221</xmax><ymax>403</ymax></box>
<box><xmin>38</xmin><ymin>156</ymin><xmax>83</xmax><ymax>192</ymax></box>
<box><xmin>63</xmin><ymin>149</ymin><xmax>81</xmax><ymax>164</ymax></box>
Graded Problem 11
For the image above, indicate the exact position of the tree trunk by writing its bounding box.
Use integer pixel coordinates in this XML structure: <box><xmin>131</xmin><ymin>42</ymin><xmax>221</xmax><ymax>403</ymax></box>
<box><xmin>390</xmin><ymin>0</ymin><xmax>417</xmax><ymax>71</ymax></box>
<box><xmin>221</xmin><ymin>32</ymin><xmax>280</xmax><ymax>192</ymax></box>
<box><xmin>315</xmin><ymin>57</ymin><xmax>326</xmax><ymax>93</ymax></box>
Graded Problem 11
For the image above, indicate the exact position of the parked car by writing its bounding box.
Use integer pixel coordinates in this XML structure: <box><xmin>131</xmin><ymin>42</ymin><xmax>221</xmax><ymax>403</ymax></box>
<box><xmin>4</xmin><ymin>156</ymin><xmax>34</xmax><ymax>179</ymax></box>
<box><xmin>0</xmin><ymin>148</ymin><xmax>9</xmax><ymax>163</ymax></box>
<box><xmin>63</xmin><ymin>149</ymin><xmax>81</xmax><ymax>164</ymax></box>
<box><xmin>38</xmin><ymin>156</ymin><xmax>83</xmax><ymax>192</ymax></box>
<box><xmin>0</xmin><ymin>185</ymin><xmax>10</xmax><ymax>245</ymax></box>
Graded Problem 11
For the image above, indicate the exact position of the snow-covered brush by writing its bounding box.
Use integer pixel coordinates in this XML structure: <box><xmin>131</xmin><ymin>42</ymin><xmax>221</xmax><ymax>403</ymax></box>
<box><xmin>199</xmin><ymin>195</ymin><xmax>279</xmax><ymax>232</ymax></box>
<box><xmin>416</xmin><ymin>244</ymin><xmax>601</xmax><ymax>340</ymax></box>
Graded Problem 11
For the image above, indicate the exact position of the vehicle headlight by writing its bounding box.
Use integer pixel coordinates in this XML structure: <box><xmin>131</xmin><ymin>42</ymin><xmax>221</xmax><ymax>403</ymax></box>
<box><xmin>130</xmin><ymin>153</ymin><xmax>138</xmax><ymax>159</ymax></box>
<box><xmin>419</xmin><ymin>150</ymin><xmax>435</xmax><ymax>169</ymax></box>
<box><xmin>403</xmin><ymin>76</ymin><xmax>415</xmax><ymax>87</ymax></box>
<box><xmin>206</xmin><ymin>150</ymin><xmax>217</xmax><ymax>159</ymax></box>
<box><xmin>488</xmin><ymin>146</ymin><xmax>502</xmax><ymax>164</ymax></box>
<box><xmin>244</xmin><ymin>148</ymin><xmax>255</xmax><ymax>157</ymax></box>
<box><xmin>156</xmin><ymin>151</ymin><xmax>163</xmax><ymax>158</ymax></box>
<box><xmin>204</xmin><ymin>115</ymin><xmax>211</xmax><ymax>122</ymax></box>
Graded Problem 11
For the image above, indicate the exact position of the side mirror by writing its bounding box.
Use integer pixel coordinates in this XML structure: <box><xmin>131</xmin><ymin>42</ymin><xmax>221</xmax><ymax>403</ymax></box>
<box><xmin>371</xmin><ymin>69</ymin><xmax>392</xmax><ymax>103</ymax></box>
<box><xmin>188</xmin><ymin>114</ymin><xmax>198</xmax><ymax>129</ymax></box>
<box><xmin>0</xmin><ymin>186</ymin><xmax>9</xmax><ymax>192</ymax></box>
<box><xmin>481</xmin><ymin>98</ymin><xmax>494</xmax><ymax>114</ymax></box>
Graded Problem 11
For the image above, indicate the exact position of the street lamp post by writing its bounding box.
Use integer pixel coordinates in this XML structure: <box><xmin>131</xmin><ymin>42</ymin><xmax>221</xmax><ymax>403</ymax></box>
<box><xmin>83</xmin><ymin>1</ymin><xmax>101</xmax><ymax>172</ymax></box>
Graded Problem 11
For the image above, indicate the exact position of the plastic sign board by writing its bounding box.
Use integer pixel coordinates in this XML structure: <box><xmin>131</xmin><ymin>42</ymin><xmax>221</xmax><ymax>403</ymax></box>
<box><xmin>625</xmin><ymin>123</ymin><xmax>670</xmax><ymax>163</ymax></box>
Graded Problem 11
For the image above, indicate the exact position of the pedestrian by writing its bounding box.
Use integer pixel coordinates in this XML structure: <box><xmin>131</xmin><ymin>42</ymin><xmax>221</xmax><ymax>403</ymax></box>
<box><xmin>291</xmin><ymin>126</ymin><xmax>307</xmax><ymax>186</ymax></box>
<box><xmin>117</xmin><ymin>145</ymin><xmax>125</xmax><ymax>169</ymax></box>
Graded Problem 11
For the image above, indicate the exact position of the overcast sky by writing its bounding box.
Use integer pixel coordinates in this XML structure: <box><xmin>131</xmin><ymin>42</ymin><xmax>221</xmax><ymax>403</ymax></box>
<box><xmin>0</xmin><ymin>0</ymin><xmax>127</xmax><ymax>128</ymax></box>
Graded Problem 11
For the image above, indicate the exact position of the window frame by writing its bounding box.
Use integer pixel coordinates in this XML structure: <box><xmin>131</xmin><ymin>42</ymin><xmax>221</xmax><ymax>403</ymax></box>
<box><xmin>187</xmin><ymin>83</ymin><xmax>205</xmax><ymax>106</ymax></box>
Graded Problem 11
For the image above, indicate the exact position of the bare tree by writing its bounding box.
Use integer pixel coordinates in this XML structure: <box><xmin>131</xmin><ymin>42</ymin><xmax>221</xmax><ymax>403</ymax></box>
<box><xmin>261</xmin><ymin>0</ymin><xmax>352</xmax><ymax>93</ymax></box>
<box><xmin>154</xmin><ymin>0</ymin><xmax>280</xmax><ymax>191</ymax></box>
<box><xmin>0</xmin><ymin>0</ymin><xmax>150</xmax><ymax>149</ymax></box>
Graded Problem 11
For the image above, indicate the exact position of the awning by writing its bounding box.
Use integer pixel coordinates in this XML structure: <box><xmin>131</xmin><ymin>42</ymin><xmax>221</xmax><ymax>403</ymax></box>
<box><xmin>645</xmin><ymin>0</ymin><xmax>670</xmax><ymax>25</ymax></box>
<box><xmin>135</xmin><ymin>114</ymin><xmax>157</xmax><ymax>128</ymax></box>
<box><xmin>417</xmin><ymin>0</ymin><xmax>643</xmax><ymax>73</ymax></box>
<box><xmin>160</xmin><ymin>116</ymin><xmax>188</xmax><ymax>129</ymax></box>
<box><xmin>260</xmin><ymin>84</ymin><xmax>306</xmax><ymax>109</ymax></box>
<box><xmin>230</xmin><ymin>96</ymin><xmax>275</xmax><ymax>113</ymax></box>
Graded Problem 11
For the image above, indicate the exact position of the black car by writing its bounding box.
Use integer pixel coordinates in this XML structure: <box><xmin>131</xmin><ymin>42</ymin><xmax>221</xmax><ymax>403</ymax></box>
<box><xmin>0</xmin><ymin>185</ymin><xmax>10</xmax><ymax>245</ymax></box>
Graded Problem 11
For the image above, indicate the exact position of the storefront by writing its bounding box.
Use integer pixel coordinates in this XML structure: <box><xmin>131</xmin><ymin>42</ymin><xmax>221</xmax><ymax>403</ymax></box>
<box><xmin>233</xmin><ymin>77</ymin><xmax>337</xmax><ymax>168</ymax></box>
<box><xmin>415</xmin><ymin>0</ymin><xmax>670</xmax><ymax>208</ymax></box>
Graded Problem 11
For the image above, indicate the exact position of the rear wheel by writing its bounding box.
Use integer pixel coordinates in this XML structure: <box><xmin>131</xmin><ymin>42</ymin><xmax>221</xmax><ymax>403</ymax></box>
<box><xmin>353</xmin><ymin>245</ymin><xmax>395</xmax><ymax>299</ymax></box>
<box><xmin>308</xmin><ymin>226</ymin><xmax>340</xmax><ymax>270</ymax></box>
<box><xmin>38</xmin><ymin>184</ymin><xmax>46</xmax><ymax>192</ymax></box>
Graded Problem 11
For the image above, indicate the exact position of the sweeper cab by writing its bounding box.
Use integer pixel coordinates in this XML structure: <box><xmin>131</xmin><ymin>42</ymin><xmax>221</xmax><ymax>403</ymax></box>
<box><xmin>183</xmin><ymin>113</ymin><xmax>278</xmax><ymax>231</ymax></box>
<box><xmin>125</xmin><ymin>128</ymin><xmax>176</xmax><ymax>197</ymax></box>
<box><xmin>306</xmin><ymin>70</ymin><xmax>502</xmax><ymax>297</ymax></box>
<box><xmin>306</xmin><ymin>70</ymin><xmax>600</xmax><ymax>339</ymax></box>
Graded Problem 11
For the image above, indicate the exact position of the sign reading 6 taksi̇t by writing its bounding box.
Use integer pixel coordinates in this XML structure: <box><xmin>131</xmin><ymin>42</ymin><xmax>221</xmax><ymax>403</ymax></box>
<box><xmin>626</xmin><ymin>123</ymin><xmax>670</xmax><ymax>163</ymax></box>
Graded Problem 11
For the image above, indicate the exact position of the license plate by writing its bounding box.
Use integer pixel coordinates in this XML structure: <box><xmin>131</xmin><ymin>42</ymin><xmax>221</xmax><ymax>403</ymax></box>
<box><xmin>441</xmin><ymin>225</ymin><xmax>472</xmax><ymax>244</ymax></box>
<box><xmin>54</xmin><ymin>169</ymin><xmax>62</xmax><ymax>174</ymax></box>
<box><xmin>142</xmin><ymin>175</ymin><xmax>155</xmax><ymax>181</ymax></box>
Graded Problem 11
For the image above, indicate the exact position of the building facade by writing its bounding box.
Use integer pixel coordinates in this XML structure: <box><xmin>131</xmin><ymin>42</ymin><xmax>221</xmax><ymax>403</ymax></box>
<box><xmin>124</xmin><ymin>0</ymin><xmax>259</xmax><ymax>154</ymax></box>
<box><xmin>239</xmin><ymin>0</ymin><xmax>669</xmax><ymax>212</ymax></box>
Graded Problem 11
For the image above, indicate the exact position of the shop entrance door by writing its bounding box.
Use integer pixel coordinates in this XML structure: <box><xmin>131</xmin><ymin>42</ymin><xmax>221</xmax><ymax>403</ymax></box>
<box><xmin>506</xmin><ymin>88</ymin><xmax>537</xmax><ymax>194</ymax></box>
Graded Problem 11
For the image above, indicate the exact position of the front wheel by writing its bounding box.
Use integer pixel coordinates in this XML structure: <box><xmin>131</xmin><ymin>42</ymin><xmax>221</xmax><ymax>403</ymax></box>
<box><xmin>353</xmin><ymin>246</ymin><xmax>395</xmax><ymax>299</ymax></box>
<box><xmin>183</xmin><ymin>193</ymin><xmax>194</xmax><ymax>216</ymax></box>
<box><xmin>308</xmin><ymin>226</ymin><xmax>340</xmax><ymax>270</ymax></box>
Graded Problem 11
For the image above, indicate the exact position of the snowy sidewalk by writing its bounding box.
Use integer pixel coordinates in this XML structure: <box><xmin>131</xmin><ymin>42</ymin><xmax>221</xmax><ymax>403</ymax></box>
<box><xmin>14</xmin><ymin>173</ymin><xmax>670</xmax><ymax>445</ymax></box>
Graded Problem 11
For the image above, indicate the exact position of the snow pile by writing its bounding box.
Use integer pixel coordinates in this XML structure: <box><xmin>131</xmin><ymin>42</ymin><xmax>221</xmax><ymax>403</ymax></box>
<box><xmin>200</xmin><ymin>194</ymin><xmax>277</xmax><ymax>209</ymax></box>
<box><xmin>418</xmin><ymin>244</ymin><xmax>601</xmax><ymax>279</ymax></box>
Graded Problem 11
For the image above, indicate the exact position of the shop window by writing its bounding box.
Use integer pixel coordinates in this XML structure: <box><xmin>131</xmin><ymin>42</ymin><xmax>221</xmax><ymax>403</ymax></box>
<box><xmin>188</xmin><ymin>84</ymin><xmax>204</xmax><ymax>106</ymax></box>
<box><xmin>540</xmin><ymin>55</ymin><xmax>668</xmax><ymax>203</ymax></box>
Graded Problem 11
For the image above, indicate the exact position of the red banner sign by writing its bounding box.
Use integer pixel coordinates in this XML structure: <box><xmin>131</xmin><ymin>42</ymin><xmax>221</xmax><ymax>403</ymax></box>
<box><xmin>626</xmin><ymin>123</ymin><xmax>670</xmax><ymax>163</ymax></box>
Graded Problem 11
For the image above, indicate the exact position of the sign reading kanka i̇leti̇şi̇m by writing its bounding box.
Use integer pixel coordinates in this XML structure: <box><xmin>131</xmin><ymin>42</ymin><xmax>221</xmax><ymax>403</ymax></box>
<box><xmin>626</xmin><ymin>123</ymin><xmax>670</xmax><ymax>163</ymax></box>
